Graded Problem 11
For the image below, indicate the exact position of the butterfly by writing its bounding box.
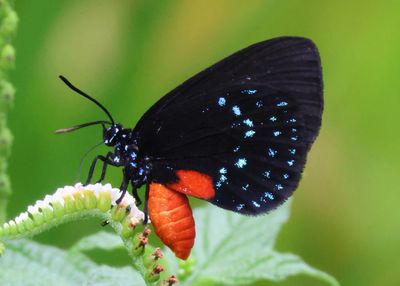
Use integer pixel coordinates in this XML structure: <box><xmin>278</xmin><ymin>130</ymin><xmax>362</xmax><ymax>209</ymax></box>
<box><xmin>58</xmin><ymin>36</ymin><xmax>323</xmax><ymax>260</ymax></box>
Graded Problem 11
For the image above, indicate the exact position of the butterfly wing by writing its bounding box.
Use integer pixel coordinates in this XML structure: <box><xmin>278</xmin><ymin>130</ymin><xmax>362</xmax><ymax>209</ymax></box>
<box><xmin>135</xmin><ymin>37</ymin><xmax>323</xmax><ymax>215</ymax></box>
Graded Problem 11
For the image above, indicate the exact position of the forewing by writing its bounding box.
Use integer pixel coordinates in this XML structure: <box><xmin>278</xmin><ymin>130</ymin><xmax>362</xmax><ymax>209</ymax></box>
<box><xmin>135</xmin><ymin>37</ymin><xmax>323</xmax><ymax>215</ymax></box>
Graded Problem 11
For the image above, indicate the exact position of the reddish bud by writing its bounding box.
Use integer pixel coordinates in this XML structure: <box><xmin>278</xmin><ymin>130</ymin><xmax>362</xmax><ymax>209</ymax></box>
<box><xmin>152</xmin><ymin>264</ymin><xmax>164</xmax><ymax>275</ymax></box>
<box><xmin>165</xmin><ymin>275</ymin><xmax>178</xmax><ymax>286</ymax></box>
<box><xmin>152</xmin><ymin>247</ymin><xmax>163</xmax><ymax>260</ymax></box>
<box><xmin>142</xmin><ymin>226</ymin><xmax>151</xmax><ymax>237</ymax></box>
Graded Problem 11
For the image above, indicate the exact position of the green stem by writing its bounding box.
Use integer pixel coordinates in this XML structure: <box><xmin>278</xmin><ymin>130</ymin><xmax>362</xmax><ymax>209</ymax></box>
<box><xmin>0</xmin><ymin>0</ymin><xmax>18</xmax><ymax>223</ymax></box>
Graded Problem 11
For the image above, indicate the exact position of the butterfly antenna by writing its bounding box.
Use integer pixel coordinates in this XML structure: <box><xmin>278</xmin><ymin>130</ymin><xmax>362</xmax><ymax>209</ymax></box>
<box><xmin>55</xmin><ymin>120</ymin><xmax>111</xmax><ymax>134</ymax></box>
<box><xmin>59</xmin><ymin>75</ymin><xmax>115</xmax><ymax>125</ymax></box>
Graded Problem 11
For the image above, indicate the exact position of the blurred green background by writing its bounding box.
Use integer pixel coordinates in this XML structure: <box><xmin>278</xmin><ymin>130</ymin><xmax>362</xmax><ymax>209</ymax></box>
<box><xmin>6</xmin><ymin>1</ymin><xmax>400</xmax><ymax>285</ymax></box>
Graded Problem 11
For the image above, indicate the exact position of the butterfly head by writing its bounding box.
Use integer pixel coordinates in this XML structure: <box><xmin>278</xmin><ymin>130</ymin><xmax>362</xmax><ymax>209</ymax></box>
<box><xmin>103</xmin><ymin>124</ymin><xmax>122</xmax><ymax>146</ymax></box>
<box><xmin>102</xmin><ymin>123</ymin><xmax>135</xmax><ymax>147</ymax></box>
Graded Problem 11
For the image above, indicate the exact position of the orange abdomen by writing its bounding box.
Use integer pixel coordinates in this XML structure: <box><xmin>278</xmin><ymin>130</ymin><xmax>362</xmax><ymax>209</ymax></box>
<box><xmin>148</xmin><ymin>183</ymin><xmax>195</xmax><ymax>260</ymax></box>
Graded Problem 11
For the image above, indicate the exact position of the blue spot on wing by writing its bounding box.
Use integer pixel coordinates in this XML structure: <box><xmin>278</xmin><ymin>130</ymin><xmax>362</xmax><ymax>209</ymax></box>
<box><xmin>232</xmin><ymin>105</ymin><xmax>241</xmax><ymax>116</ymax></box>
<box><xmin>273</xmin><ymin>131</ymin><xmax>282</xmax><ymax>137</ymax></box>
<box><xmin>235</xmin><ymin>158</ymin><xmax>247</xmax><ymax>168</ymax></box>
<box><xmin>218</xmin><ymin>97</ymin><xmax>226</xmax><ymax>106</ymax></box>
<box><xmin>236</xmin><ymin>204</ymin><xmax>245</xmax><ymax>211</ymax></box>
<box><xmin>277</xmin><ymin>101</ymin><xmax>288</xmax><ymax>107</ymax></box>
<box><xmin>264</xmin><ymin>192</ymin><xmax>274</xmax><ymax>200</ymax></box>
<box><xmin>241</xmin><ymin>89</ymin><xmax>258</xmax><ymax>95</ymax></box>
<box><xmin>244</xmin><ymin>130</ymin><xmax>256</xmax><ymax>138</ymax></box>
<box><xmin>287</xmin><ymin>160</ymin><xmax>295</xmax><ymax>166</ymax></box>
<box><xmin>220</xmin><ymin>175</ymin><xmax>227</xmax><ymax>182</ymax></box>
<box><xmin>268</xmin><ymin>148</ymin><xmax>277</xmax><ymax>157</ymax></box>
<box><xmin>263</xmin><ymin>170</ymin><xmax>271</xmax><ymax>179</ymax></box>
<box><xmin>243</xmin><ymin>118</ymin><xmax>254</xmax><ymax>127</ymax></box>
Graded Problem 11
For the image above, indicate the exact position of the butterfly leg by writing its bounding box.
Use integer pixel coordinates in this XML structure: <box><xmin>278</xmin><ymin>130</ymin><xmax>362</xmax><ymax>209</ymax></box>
<box><xmin>116</xmin><ymin>173</ymin><xmax>129</xmax><ymax>205</ymax></box>
<box><xmin>85</xmin><ymin>153</ymin><xmax>115</xmax><ymax>185</ymax></box>
<box><xmin>131</xmin><ymin>187</ymin><xmax>142</xmax><ymax>206</ymax></box>
<box><xmin>143</xmin><ymin>184</ymin><xmax>150</xmax><ymax>225</ymax></box>
<box><xmin>96</xmin><ymin>152</ymin><xmax>114</xmax><ymax>183</ymax></box>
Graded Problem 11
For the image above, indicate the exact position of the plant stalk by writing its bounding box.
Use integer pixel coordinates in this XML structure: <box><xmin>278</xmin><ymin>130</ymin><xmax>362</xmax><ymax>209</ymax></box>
<box><xmin>0</xmin><ymin>0</ymin><xmax>18</xmax><ymax>223</ymax></box>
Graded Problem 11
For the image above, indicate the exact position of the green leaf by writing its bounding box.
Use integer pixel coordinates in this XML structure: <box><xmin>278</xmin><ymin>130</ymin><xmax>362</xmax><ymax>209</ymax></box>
<box><xmin>0</xmin><ymin>239</ymin><xmax>144</xmax><ymax>286</ymax></box>
<box><xmin>70</xmin><ymin>231</ymin><xmax>124</xmax><ymax>253</ymax></box>
<box><xmin>173</xmin><ymin>202</ymin><xmax>339</xmax><ymax>286</ymax></box>
<box><xmin>0</xmin><ymin>203</ymin><xmax>339</xmax><ymax>286</ymax></box>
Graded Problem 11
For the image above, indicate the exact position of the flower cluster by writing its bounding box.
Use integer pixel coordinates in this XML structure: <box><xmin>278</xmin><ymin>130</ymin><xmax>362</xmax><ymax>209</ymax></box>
<box><xmin>0</xmin><ymin>183</ymin><xmax>143</xmax><ymax>239</ymax></box>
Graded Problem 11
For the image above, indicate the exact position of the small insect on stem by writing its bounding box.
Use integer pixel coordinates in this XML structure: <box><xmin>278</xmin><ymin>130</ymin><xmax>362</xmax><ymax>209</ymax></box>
<box><xmin>101</xmin><ymin>220</ymin><xmax>109</xmax><ymax>227</ymax></box>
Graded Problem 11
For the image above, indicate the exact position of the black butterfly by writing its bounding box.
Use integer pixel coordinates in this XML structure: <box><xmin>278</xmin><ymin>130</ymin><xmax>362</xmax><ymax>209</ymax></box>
<box><xmin>58</xmin><ymin>36</ymin><xmax>323</xmax><ymax>259</ymax></box>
